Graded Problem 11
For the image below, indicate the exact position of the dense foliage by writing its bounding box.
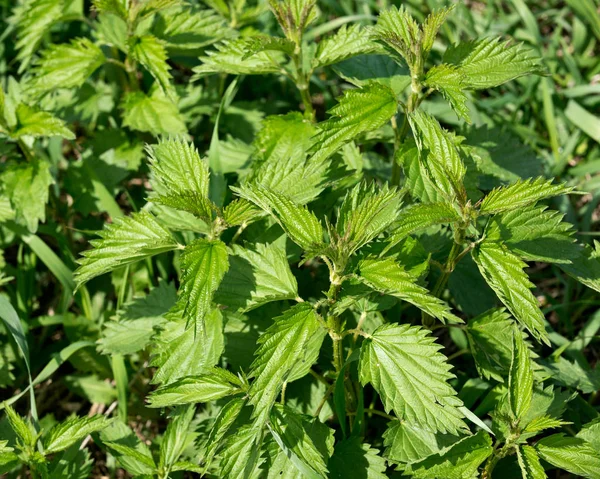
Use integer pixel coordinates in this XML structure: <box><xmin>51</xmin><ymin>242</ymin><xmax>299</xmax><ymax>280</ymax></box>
<box><xmin>1</xmin><ymin>0</ymin><xmax>600</xmax><ymax>477</ymax></box>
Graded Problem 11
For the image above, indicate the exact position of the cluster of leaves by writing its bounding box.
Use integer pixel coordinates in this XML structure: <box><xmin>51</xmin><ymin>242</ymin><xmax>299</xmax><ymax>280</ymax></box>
<box><xmin>1</xmin><ymin>0</ymin><xmax>600</xmax><ymax>478</ymax></box>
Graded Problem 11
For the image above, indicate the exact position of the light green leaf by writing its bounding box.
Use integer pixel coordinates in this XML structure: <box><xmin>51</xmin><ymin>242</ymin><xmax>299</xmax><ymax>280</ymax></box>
<box><xmin>517</xmin><ymin>445</ymin><xmax>546</xmax><ymax>479</ymax></box>
<box><xmin>479</xmin><ymin>177</ymin><xmax>571</xmax><ymax>215</ymax></box>
<box><xmin>328</xmin><ymin>438</ymin><xmax>387</xmax><ymax>479</ymax></box>
<box><xmin>29</xmin><ymin>38</ymin><xmax>105</xmax><ymax>97</ymax></box>
<box><xmin>387</xmin><ymin>202</ymin><xmax>461</xmax><ymax>246</ymax></box>
<box><xmin>222</xmin><ymin>199</ymin><xmax>264</xmax><ymax>227</ymax></box>
<box><xmin>398</xmin><ymin>140</ymin><xmax>447</xmax><ymax>204</ymax></box>
<box><xmin>121</xmin><ymin>90</ymin><xmax>186</xmax><ymax>135</ymax></box>
<box><xmin>403</xmin><ymin>431</ymin><xmax>493</xmax><ymax>479</ymax></box>
<box><xmin>75</xmin><ymin>211</ymin><xmax>178</xmax><ymax>286</ymax></box>
<box><xmin>424</xmin><ymin>64</ymin><xmax>469</xmax><ymax>122</ymax></box>
<box><xmin>509</xmin><ymin>331</ymin><xmax>533</xmax><ymax>420</ymax></box>
<box><xmin>44</xmin><ymin>415</ymin><xmax>110</xmax><ymax>453</ymax></box>
<box><xmin>443</xmin><ymin>38</ymin><xmax>544</xmax><ymax>89</ymax></box>
<box><xmin>314</xmin><ymin>24</ymin><xmax>378</xmax><ymax>68</ymax></box>
<box><xmin>358</xmin><ymin>257</ymin><xmax>461</xmax><ymax>324</ymax></box>
<box><xmin>233</xmin><ymin>183</ymin><xmax>324</xmax><ymax>253</ymax></box>
<box><xmin>269</xmin><ymin>0</ymin><xmax>318</xmax><ymax>43</ymax></box>
<box><xmin>540</xmin><ymin>356</ymin><xmax>600</xmax><ymax>394</ymax></box>
<box><xmin>11</xmin><ymin>104</ymin><xmax>74</xmax><ymax>139</ymax></box>
<box><xmin>159</xmin><ymin>405</ymin><xmax>195</xmax><ymax>472</ymax></box>
<box><xmin>373</xmin><ymin>5</ymin><xmax>419</xmax><ymax>67</ymax></box>
<box><xmin>5</xmin><ymin>406</ymin><xmax>36</xmax><ymax>448</ymax></box>
<box><xmin>535</xmin><ymin>434</ymin><xmax>600</xmax><ymax>479</ymax></box>
<box><xmin>131</xmin><ymin>0</ymin><xmax>183</xmax><ymax>23</ymax></box>
<box><xmin>243</xmin><ymin>35</ymin><xmax>295</xmax><ymax>58</ymax></box>
<box><xmin>176</xmin><ymin>238</ymin><xmax>229</xmax><ymax>331</ymax></box>
<box><xmin>359</xmin><ymin>323</ymin><xmax>467</xmax><ymax>435</ymax></box>
<box><xmin>559</xmin><ymin>241</ymin><xmax>600</xmax><ymax>294</ymax></box>
<box><xmin>148</xmin><ymin>139</ymin><xmax>213</xmax><ymax>220</ymax></box>
<box><xmin>249</xmin><ymin>303</ymin><xmax>324</xmax><ymax>425</ymax></box>
<box><xmin>335</xmin><ymin>182</ymin><xmax>402</xmax><ymax>256</ymax></box>
<box><xmin>203</xmin><ymin>398</ymin><xmax>246</xmax><ymax>468</ymax></box>
<box><xmin>215</xmin><ymin>242</ymin><xmax>298</xmax><ymax>312</ymax></box>
<box><xmin>2</xmin><ymin>159</ymin><xmax>53</xmax><ymax>233</ymax></box>
<box><xmin>100</xmin><ymin>422</ymin><xmax>156</xmax><ymax>476</ymax></box>
<box><xmin>308</xmin><ymin>82</ymin><xmax>398</xmax><ymax>164</ymax></box>
<box><xmin>98</xmin><ymin>317</ymin><xmax>165</xmax><ymax>355</ymax></box>
<box><xmin>577</xmin><ymin>418</ymin><xmax>600</xmax><ymax>451</ymax></box>
<box><xmin>194</xmin><ymin>38</ymin><xmax>284</xmax><ymax>77</ymax></box>
<box><xmin>129</xmin><ymin>35</ymin><xmax>173</xmax><ymax>96</ymax></box>
<box><xmin>472</xmin><ymin>241</ymin><xmax>548</xmax><ymax>344</ymax></box>
<box><xmin>92</xmin><ymin>0</ymin><xmax>127</xmax><ymax>19</ymax></box>
<box><xmin>151</xmin><ymin>307</ymin><xmax>224</xmax><ymax>385</ymax></box>
<box><xmin>383</xmin><ymin>420</ymin><xmax>456</xmax><ymax>465</ymax></box>
<box><xmin>333</xmin><ymin>54</ymin><xmax>410</xmax><ymax>95</ymax></box>
<box><xmin>219</xmin><ymin>425</ymin><xmax>264</xmax><ymax>479</ymax></box>
<box><xmin>147</xmin><ymin>368</ymin><xmax>243</xmax><ymax>407</ymax></box>
<box><xmin>421</xmin><ymin>6</ymin><xmax>455</xmax><ymax>57</ymax></box>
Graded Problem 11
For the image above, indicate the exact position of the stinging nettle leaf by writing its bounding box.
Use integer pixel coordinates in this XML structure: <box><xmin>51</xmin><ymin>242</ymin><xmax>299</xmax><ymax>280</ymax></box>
<box><xmin>359</xmin><ymin>323</ymin><xmax>468</xmax><ymax>435</ymax></box>
<box><xmin>424</xmin><ymin>64</ymin><xmax>469</xmax><ymax>122</ymax></box>
<box><xmin>516</xmin><ymin>445</ymin><xmax>546</xmax><ymax>479</ymax></box>
<box><xmin>508</xmin><ymin>331</ymin><xmax>534</xmax><ymax>421</ymax></box>
<box><xmin>314</xmin><ymin>24</ymin><xmax>379</xmax><ymax>68</ymax></box>
<box><xmin>472</xmin><ymin>240</ymin><xmax>548</xmax><ymax>344</ymax></box>
<box><xmin>129</xmin><ymin>35</ymin><xmax>174</xmax><ymax>97</ymax></box>
<box><xmin>44</xmin><ymin>415</ymin><xmax>110</xmax><ymax>453</ymax></box>
<box><xmin>372</xmin><ymin>5</ymin><xmax>420</xmax><ymax>67</ymax></box>
<box><xmin>121</xmin><ymin>90</ymin><xmax>186</xmax><ymax>135</ymax></box>
<box><xmin>219</xmin><ymin>425</ymin><xmax>265</xmax><ymax>479</ymax></box>
<box><xmin>11</xmin><ymin>103</ymin><xmax>75</xmax><ymax>139</ymax></box>
<box><xmin>535</xmin><ymin>434</ymin><xmax>600</xmax><ymax>479</ymax></box>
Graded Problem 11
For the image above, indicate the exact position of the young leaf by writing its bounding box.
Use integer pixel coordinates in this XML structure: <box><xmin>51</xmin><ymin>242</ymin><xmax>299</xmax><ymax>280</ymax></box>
<box><xmin>398</xmin><ymin>140</ymin><xmax>448</xmax><ymax>204</ymax></box>
<box><xmin>254</xmin><ymin>112</ymin><xmax>315</xmax><ymax>165</ymax></box>
<box><xmin>443</xmin><ymin>38</ymin><xmax>544</xmax><ymax>89</ymax></box>
<box><xmin>74</xmin><ymin>212</ymin><xmax>179</xmax><ymax>286</ymax></box>
<box><xmin>314</xmin><ymin>24</ymin><xmax>378</xmax><ymax>68</ymax></box>
<box><xmin>159</xmin><ymin>406</ymin><xmax>195</xmax><ymax>472</ymax></box>
<box><xmin>92</xmin><ymin>0</ymin><xmax>127</xmax><ymax>19</ymax></box>
<box><xmin>402</xmin><ymin>431</ymin><xmax>493</xmax><ymax>479</ymax></box>
<box><xmin>194</xmin><ymin>38</ymin><xmax>284</xmax><ymax>77</ymax></box>
<box><xmin>516</xmin><ymin>445</ymin><xmax>546</xmax><ymax>479</ymax></box>
<box><xmin>424</xmin><ymin>64</ymin><xmax>469</xmax><ymax>122</ymax></box>
<box><xmin>11</xmin><ymin>104</ymin><xmax>74</xmax><ymax>139</ymax></box>
<box><xmin>233</xmin><ymin>183</ymin><xmax>324</xmax><ymax>253</ymax></box>
<box><xmin>421</xmin><ymin>6</ymin><xmax>455</xmax><ymax>57</ymax></box>
<box><xmin>269</xmin><ymin>0</ymin><xmax>318</xmax><ymax>43</ymax></box>
<box><xmin>335</xmin><ymin>182</ymin><xmax>402</xmax><ymax>255</ymax></box>
<box><xmin>151</xmin><ymin>307</ymin><xmax>224</xmax><ymax>385</ymax></box>
<box><xmin>203</xmin><ymin>398</ymin><xmax>246</xmax><ymax>469</ymax></box>
<box><xmin>509</xmin><ymin>331</ymin><xmax>533</xmax><ymax>421</ymax></box>
<box><xmin>243</xmin><ymin>35</ymin><xmax>295</xmax><ymax>58</ymax></box>
<box><xmin>28</xmin><ymin>38</ymin><xmax>105</xmax><ymax>96</ymax></box>
<box><xmin>359</xmin><ymin>323</ymin><xmax>468</xmax><ymax>435</ymax></box>
<box><xmin>308</xmin><ymin>82</ymin><xmax>398</xmax><ymax>164</ymax></box>
<box><xmin>222</xmin><ymin>199</ymin><xmax>264</xmax><ymax>227</ymax></box>
<box><xmin>44</xmin><ymin>415</ymin><xmax>110</xmax><ymax>453</ymax></box>
<box><xmin>121</xmin><ymin>90</ymin><xmax>186</xmax><ymax>135</ymax></box>
<box><xmin>358</xmin><ymin>257</ymin><xmax>461</xmax><ymax>324</ymax></box>
<box><xmin>5</xmin><ymin>405</ymin><xmax>36</xmax><ymax>448</ymax></box>
<box><xmin>1</xmin><ymin>159</ymin><xmax>53</xmax><ymax>233</ymax></box>
<box><xmin>147</xmin><ymin>368</ymin><xmax>243</xmax><ymax>407</ymax></box>
<box><xmin>148</xmin><ymin>139</ymin><xmax>212</xmax><ymax>220</ymax></box>
<box><xmin>372</xmin><ymin>5</ymin><xmax>420</xmax><ymax>67</ymax></box>
<box><xmin>472</xmin><ymin>240</ymin><xmax>548</xmax><ymax>344</ymax></box>
<box><xmin>218</xmin><ymin>425</ymin><xmax>264</xmax><ymax>479</ymax></box>
<box><xmin>129</xmin><ymin>35</ymin><xmax>173</xmax><ymax>97</ymax></box>
<box><xmin>215</xmin><ymin>242</ymin><xmax>299</xmax><ymax>312</ymax></box>
<box><xmin>177</xmin><ymin>238</ymin><xmax>229</xmax><ymax>331</ymax></box>
<box><xmin>479</xmin><ymin>177</ymin><xmax>571</xmax><ymax>215</ymax></box>
<box><xmin>387</xmin><ymin>202</ymin><xmax>461</xmax><ymax>246</ymax></box>
<box><xmin>535</xmin><ymin>434</ymin><xmax>600</xmax><ymax>479</ymax></box>
<box><xmin>249</xmin><ymin>303</ymin><xmax>324</xmax><ymax>424</ymax></box>
<box><xmin>100</xmin><ymin>422</ymin><xmax>156</xmax><ymax>476</ymax></box>
<box><xmin>409</xmin><ymin>109</ymin><xmax>466</xmax><ymax>202</ymax></box>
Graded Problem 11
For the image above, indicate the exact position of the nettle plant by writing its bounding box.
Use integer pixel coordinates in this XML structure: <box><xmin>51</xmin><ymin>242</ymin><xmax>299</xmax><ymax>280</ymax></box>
<box><xmin>7</xmin><ymin>1</ymin><xmax>597</xmax><ymax>478</ymax></box>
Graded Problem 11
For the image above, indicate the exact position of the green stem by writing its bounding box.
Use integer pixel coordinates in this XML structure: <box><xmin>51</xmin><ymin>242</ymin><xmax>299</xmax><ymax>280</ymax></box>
<box><xmin>17</xmin><ymin>139</ymin><xmax>35</xmax><ymax>162</ymax></box>
<box><xmin>391</xmin><ymin>91</ymin><xmax>421</xmax><ymax>186</ymax></box>
<box><xmin>291</xmin><ymin>44</ymin><xmax>314</xmax><ymax>121</ymax></box>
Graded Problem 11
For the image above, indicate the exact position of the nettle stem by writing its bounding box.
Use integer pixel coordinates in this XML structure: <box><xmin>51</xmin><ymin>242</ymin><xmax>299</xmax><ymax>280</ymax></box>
<box><xmin>391</xmin><ymin>88</ymin><xmax>422</xmax><ymax>186</ymax></box>
<box><xmin>291</xmin><ymin>42</ymin><xmax>315</xmax><ymax>121</ymax></box>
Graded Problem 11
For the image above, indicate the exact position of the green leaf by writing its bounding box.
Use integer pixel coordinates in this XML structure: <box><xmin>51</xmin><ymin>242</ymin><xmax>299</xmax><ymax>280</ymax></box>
<box><xmin>233</xmin><ymin>183</ymin><xmax>324</xmax><ymax>253</ymax></box>
<box><xmin>421</xmin><ymin>6</ymin><xmax>455</xmax><ymax>57</ymax></box>
<box><xmin>359</xmin><ymin>323</ymin><xmax>467</xmax><ymax>434</ymax></box>
<box><xmin>194</xmin><ymin>38</ymin><xmax>284</xmax><ymax>77</ymax></box>
<box><xmin>5</xmin><ymin>405</ymin><xmax>36</xmax><ymax>448</ymax></box>
<box><xmin>100</xmin><ymin>422</ymin><xmax>156</xmax><ymax>476</ymax></box>
<box><xmin>13</xmin><ymin>0</ymin><xmax>64</xmax><ymax>72</ymax></box>
<box><xmin>559</xmin><ymin>241</ymin><xmax>600</xmax><ymax>294</ymax></box>
<box><xmin>517</xmin><ymin>445</ymin><xmax>546</xmax><ymax>479</ymax></box>
<box><xmin>159</xmin><ymin>405</ymin><xmax>195</xmax><ymax>471</ymax></box>
<box><xmin>357</xmin><ymin>257</ymin><xmax>461</xmax><ymax>324</ymax></box>
<box><xmin>314</xmin><ymin>24</ymin><xmax>378</xmax><ymax>68</ymax></box>
<box><xmin>577</xmin><ymin>418</ymin><xmax>600</xmax><ymax>451</ymax></box>
<box><xmin>535</xmin><ymin>434</ymin><xmax>600</xmax><ymax>479</ymax></box>
<box><xmin>44</xmin><ymin>415</ymin><xmax>110</xmax><ymax>453</ymax></box>
<box><xmin>269</xmin><ymin>0</ymin><xmax>318</xmax><ymax>43</ymax></box>
<box><xmin>335</xmin><ymin>182</ymin><xmax>402</xmax><ymax>256</ymax></box>
<box><xmin>328</xmin><ymin>438</ymin><xmax>387</xmax><ymax>479</ymax></box>
<box><xmin>129</xmin><ymin>35</ymin><xmax>173</xmax><ymax>97</ymax></box>
<box><xmin>254</xmin><ymin>112</ymin><xmax>315</xmax><ymax>165</ymax></box>
<box><xmin>479</xmin><ymin>177</ymin><xmax>571</xmax><ymax>215</ymax></box>
<box><xmin>520</xmin><ymin>385</ymin><xmax>573</xmax><ymax>435</ymax></box>
<box><xmin>151</xmin><ymin>307</ymin><xmax>224</xmax><ymax>385</ymax></box>
<box><xmin>99</xmin><ymin>317</ymin><xmax>164</xmax><ymax>356</ymax></box>
<box><xmin>424</xmin><ymin>64</ymin><xmax>469</xmax><ymax>122</ymax></box>
<box><xmin>203</xmin><ymin>398</ymin><xmax>246</xmax><ymax>468</ymax></box>
<box><xmin>472</xmin><ymin>240</ymin><xmax>548</xmax><ymax>344</ymax></box>
<box><xmin>387</xmin><ymin>202</ymin><xmax>461</xmax><ymax>246</ymax></box>
<box><xmin>509</xmin><ymin>331</ymin><xmax>533</xmax><ymax>421</ymax></box>
<box><xmin>147</xmin><ymin>368</ymin><xmax>243</xmax><ymax>407</ymax></box>
<box><xmin>75</xmin><ymin>211</ymin><xmax>178</xmax><ymax>286</ymax></box>
<box><xmin>308</xmin><ymin>82</ymin><xmax>398</xmax><ymax>164</ymax></box>
<box><xmin>222</xmin><ymin>199</ymin><xmax>264</xmax><ymax>227</ymax></box>
<box><xmin>408</xmin><ymin>109</ymin><xmax>466</xmax><ymax>202</ymax></box>
<box><xmin>148</xmin><ymin>139</ymin><xmax>212</xmax><ymax>220</ymax></box>
<box><xmin>466</xmin><ymin>308</ymin><xmax>514</xmax><ymax>381</ymax></box>
<box><xmin>2</xmin><ymin>159</ymin><xmax>53</xmax><ymax>233</ymax></box>
<box><xmin>11</xmin><ymin>104</ymin><xmax>74</xmax><ymax>139</ymax></box>
<box><xmin>121</xmin><ymin>90</ymin><xmax>186</xmax><ymax>135</ymax></box>
<box><xmin>443</xmin><ymin>38</ymin><xmax>544</xmax><ymax>89</ymax></box>
<box><xmin>402</xmin><ymin>431</ymin><xmax>493</xmax><ymax>479</ymax></box>
<box><xmin>332</xmin><ymin>54</ymin><xmax>410</xmax><ymax>95</ymax></box>
<box><xmin>243</xmin><ymin>35</ymin><xmax>295</xmax><ymax>58</ymax></box>
<box><xmin>268</xmin><ymin>405</ymin><xmax>334</xmax><ymax>479</ymax></box>
<box><xmin>539</xmin><ymin>356</ymin><xmax>600</xmax><ymax>394</ymax></box>
<box><xmin>131</xmin><ymin>0</ymin><xmax>183</xmax><ymax>23</ymax></box>
<box><xmin>249</xmin><ymin>303</ymin><xmax>324</xmax><ymax>425</ymax></box>
<box><xmin>215</xmin><ymin>242</ymin><xmax>298</xmax><ymax>312</ymax></box>
<box><xmin>177</xmin><ymin>238</ymin><xmax>228</xmax><ymax>331</ymax></box>
<box><xmin>373</xmin><ymin>5</ymin><xmax>419</xmax><ymax>67</ymax></box>
<box><xmin>28</xmin><ymin>38</ymin><xmax>105</xmax><ymax>97</ymax></box>
<box><xmin>398</xmin><ymin>140</ymin><xmax>447</xmax><ymax>204</ymax></box>
<box><xmin>219</xmin><ymin>425</ymin><xmax>264</xmax><ymax>479</ymax></box>
<box><xmin>92</xmin><ymin>0</ymin><xmax>127</xmax><ymax>19</ymax></box>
